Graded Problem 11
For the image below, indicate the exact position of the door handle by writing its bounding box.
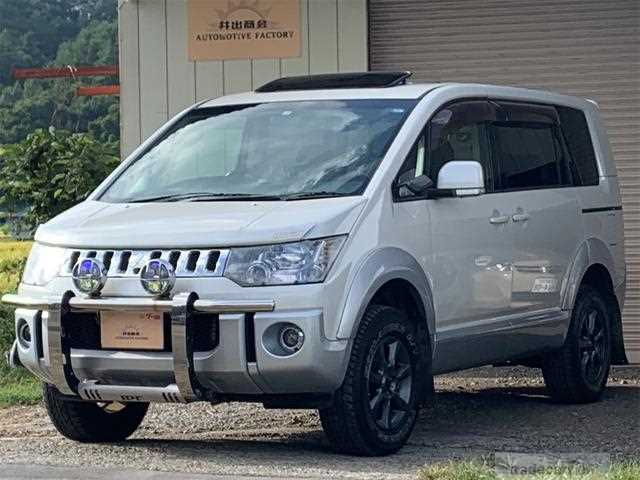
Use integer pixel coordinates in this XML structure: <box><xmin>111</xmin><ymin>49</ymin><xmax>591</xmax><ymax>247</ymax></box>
<box><xmin>512</xmin><ymin>213</ymin><xmax>530</xmax><ymax>223</ymax></box>
<box><xmin>489</xmin><ymin>215</ymin><xmax>510</xmax><ymax>224</ymax></box>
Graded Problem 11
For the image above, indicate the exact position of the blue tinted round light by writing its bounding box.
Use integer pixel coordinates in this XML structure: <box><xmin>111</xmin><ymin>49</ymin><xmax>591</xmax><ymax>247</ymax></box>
<box><xmin>140</xmin><ymin>259</ymin><xmax>175</xmax><ymax>297</ymax></box>
<box><xmin>72</xmin><ymin>258</ymin><xmax>107</xmax><ymax>295</ymax></box>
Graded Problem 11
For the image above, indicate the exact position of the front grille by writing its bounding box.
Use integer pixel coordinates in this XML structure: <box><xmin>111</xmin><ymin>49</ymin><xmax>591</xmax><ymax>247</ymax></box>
<box><xmin>191</xmin><ymin>313</ymin><xmax>219</xmax><ymax>352</ymax></box>
<box><xmin>65</xmin><ymin>311</ymin><xmax>217</xmax><ymax>353</ymax></box>
<box><xmin>66</xmin><ymin>312</ymin><xmax>101</xmax><ymax>349</ymax></box>
<box><xmin>66</xmin><ymin>312</ymin><xmax>175</xmax><ymax>352</ymax></box>
<box><xmin>61</xmin><ymin>248</ymin><xmax>229</xmax><ymax>278</ymax></box>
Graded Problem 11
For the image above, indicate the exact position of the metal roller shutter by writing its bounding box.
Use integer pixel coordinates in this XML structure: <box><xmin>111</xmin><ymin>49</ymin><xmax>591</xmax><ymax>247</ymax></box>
<box><xmin>369</xmin><ymin>0</ymin><xmax>640</xmax><ymax>363</ymax></box>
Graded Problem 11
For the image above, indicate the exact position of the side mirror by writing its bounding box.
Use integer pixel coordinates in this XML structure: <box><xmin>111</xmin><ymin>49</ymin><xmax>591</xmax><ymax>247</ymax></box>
<box><xmin>437</xmin><ymin>161</ymin><xmax>485</xmax><ymax>197</ymax></box>
<box><xmin>396</xmin><ymin>174</ymin><xmax>434</xmax><ymax>197</ymax></box>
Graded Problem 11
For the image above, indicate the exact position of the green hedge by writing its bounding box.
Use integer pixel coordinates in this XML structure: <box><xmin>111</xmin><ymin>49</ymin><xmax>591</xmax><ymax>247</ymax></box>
<box><xmin>0</xmin><ymin>128</ymin><xmax>119</xmax><ymax>236</ymax></box>
<box><xmin>0</xmin><ymin>240</ymin><xmax>31</xmax><ymax>351</ymax></box>
<box><xmin>0</xmin><ymin>240</ymin><xmax>40</xmax><ymax>405</ymax></box>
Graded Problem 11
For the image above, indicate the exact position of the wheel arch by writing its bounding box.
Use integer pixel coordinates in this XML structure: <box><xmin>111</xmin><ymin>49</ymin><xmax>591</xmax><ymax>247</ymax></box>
<box><xmin>336</xmin><ymin>247</ymin><xmax>435</xmax><ymax>347</ymax></box>
<box><xmin>563</xmin><ymin>238</ymin><xmax>627</xmax><ymax>364</ymax></box>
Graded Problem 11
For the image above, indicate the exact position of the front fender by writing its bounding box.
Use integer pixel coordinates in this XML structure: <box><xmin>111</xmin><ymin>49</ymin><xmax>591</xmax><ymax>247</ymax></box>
<box><xmin>336</xmin><ymin>247</ymin><xmax>435</xmax><ymax>342</ymax></box>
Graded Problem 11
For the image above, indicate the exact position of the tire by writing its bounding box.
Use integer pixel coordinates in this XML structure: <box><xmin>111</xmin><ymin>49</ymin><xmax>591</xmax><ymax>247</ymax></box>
<box><xmin>319</xmin><ymin>305</ymin><xmax>421</xmax><ymax>456</ymax></box>
<box><xmin>43</xmin><ymin>383</ymin><xmax>149</xmax><ymax>442</ymax></box>
<box><xmin>542</xmin><ymin>284</ymin><xmax>612</xmax><ymax>404</ymax></box>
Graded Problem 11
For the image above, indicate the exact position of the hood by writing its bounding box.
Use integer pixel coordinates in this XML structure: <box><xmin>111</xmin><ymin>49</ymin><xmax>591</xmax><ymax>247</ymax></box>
<box><xmin>35</xmin><ymin>198</ymin><xmax>366</xmax><ymax>249</ymax></box>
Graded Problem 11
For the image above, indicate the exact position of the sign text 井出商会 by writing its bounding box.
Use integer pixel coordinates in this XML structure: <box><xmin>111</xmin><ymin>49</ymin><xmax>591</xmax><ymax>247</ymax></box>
<box><xmin>188</xmin><ymin>0</ymin><xmax>301</xmax><ymax>61</ymax></box>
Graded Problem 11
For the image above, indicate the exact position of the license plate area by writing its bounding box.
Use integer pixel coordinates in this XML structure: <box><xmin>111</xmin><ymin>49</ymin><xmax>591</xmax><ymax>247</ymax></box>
<box><xmin>100</xmin><ymin>311</ymin><xmax>165</xmax><ymax>351</ymax></box>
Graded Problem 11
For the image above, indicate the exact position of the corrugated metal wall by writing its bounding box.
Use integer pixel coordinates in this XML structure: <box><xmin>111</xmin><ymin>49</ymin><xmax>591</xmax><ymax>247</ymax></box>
<box><xmin>118</xmin><ymin>0</ymin><xmax>368</xmax><ymax>157</ymax></box>
<box><xmin>369</xmin><ymin>0</ymin><xmax>640</xmax><ymax>362</ymax></box>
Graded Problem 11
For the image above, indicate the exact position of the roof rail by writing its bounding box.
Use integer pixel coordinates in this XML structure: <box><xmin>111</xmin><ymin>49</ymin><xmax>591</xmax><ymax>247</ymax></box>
<box><xmin>255</xmin><ymin>71</ymin><xmax>413</xmax><ymax>93</ymax></box>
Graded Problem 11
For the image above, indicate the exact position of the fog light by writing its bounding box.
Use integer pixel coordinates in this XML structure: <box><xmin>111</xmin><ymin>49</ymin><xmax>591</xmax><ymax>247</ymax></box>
<box><xmin>17</xmin><ymin>319</ymin><xmax>31</xmax><ymax>348</ymax></box>
<box><xmin>72</xmin><ymin>258</ymin><xmax>108</xmax><ymax>296</ymax></box>
<box><xmin>140</xmin><ymin>259</ymin><xmax>176</xmax><ymax>297</ymax></box>
<box><xmin>279</xmin><ymin>325</ymin><xmax>304</xmax><ymax>353</ymax></box>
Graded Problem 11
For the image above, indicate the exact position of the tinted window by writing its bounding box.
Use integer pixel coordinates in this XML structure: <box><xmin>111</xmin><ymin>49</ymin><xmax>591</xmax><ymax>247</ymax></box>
<box><xmin>492</xmin><ymin>124</ymin><xmax>565</xmax><ymax>190</ymax></box>
<box><xmin>491</xmin><ymin>102</ymin><xmax>570</xmax><ymax>191</ymax></box>
<box><xmin>394</xmin><ymin>100</ymin><xmax>494</xmax><ymax>198</ymax></box>
<box><xmin>557</xmin><ymin>106</ymin><xmax>599</xmax><ymax>186</ymax></box>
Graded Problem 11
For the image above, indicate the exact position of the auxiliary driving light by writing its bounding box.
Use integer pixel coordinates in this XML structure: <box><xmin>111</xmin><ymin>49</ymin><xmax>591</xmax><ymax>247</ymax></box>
<box><xmin>72</xmin><ymin>258</ymin><xmax>107</xmax><ymax>296</ymax></box>
<box><xmin>140</xmin><ymin>259</ymin><xmax>176</xmax><ymax>297</ymax></box>
<box><xmin>279</xmin><ymin>325</ymin><xmax>305</xmax><ymax>353</ymax></box>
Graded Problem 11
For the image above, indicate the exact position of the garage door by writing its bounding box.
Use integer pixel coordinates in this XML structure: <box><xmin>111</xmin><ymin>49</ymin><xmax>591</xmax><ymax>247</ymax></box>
<box><xmin>369</xmin><ymin>0</ymin><xmax>640</xmax><ymax>362</ymax></box>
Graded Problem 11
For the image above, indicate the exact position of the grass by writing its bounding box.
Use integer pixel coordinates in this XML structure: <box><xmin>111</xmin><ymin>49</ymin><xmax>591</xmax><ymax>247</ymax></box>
<box><xmin>0</xmin><ymin>239</ymin><xmax>40</xmax><ymax>406</ymax></box>
<box><xmin>0</xmin><ymin>375</ymin><xmax>41</xmax><ymax>406</ymax></box>
<box><xmin>418</xmin><ymin>460</ymin><xmax>640</xmax><ymax>480</ymax></box>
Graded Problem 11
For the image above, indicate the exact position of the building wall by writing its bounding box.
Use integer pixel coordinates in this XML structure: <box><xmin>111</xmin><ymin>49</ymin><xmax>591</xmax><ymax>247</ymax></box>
<box><xmin>118</xmin><ymin>0</ymin><xmax>368</xmax><ymax>157</ymax></box>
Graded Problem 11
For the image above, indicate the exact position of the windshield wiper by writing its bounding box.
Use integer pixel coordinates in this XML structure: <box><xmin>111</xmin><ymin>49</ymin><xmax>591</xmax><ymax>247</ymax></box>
<box><xmin>284</xmin><ymin>191</ymin><xmax>353</xmax><ymax>200</ymax></box>
<box><xmin>127</xmin><ymin>191</ymin><xmax>353</xmax><ymax>203</ymax></box>
<box><xmin>127</xmin><ymin>193</ymin><xmax>284</xmax><ymax>203</ymax></box>
<box><xmin>188</xmin><ymin>193</ymin><xmax>285</xmax><ymax>202</ymax></box>
<box><xmin>127</xmin><ymin>193</ymin><xmax>204</xmax><ymax>203</ymax></box>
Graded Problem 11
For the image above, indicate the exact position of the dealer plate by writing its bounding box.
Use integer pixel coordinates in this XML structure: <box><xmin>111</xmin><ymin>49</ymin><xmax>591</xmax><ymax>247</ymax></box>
<box><xmin>100</xmin><ymin>311</ymin><xmax>164</xmax><ymax>350</ymax></box>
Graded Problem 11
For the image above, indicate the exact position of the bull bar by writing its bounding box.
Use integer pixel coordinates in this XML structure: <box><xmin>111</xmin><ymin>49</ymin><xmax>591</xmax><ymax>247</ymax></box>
<box><xmin>1</xmin><ymin>292</ymin><xmax>275</xmax><ymax>403</ymax></box>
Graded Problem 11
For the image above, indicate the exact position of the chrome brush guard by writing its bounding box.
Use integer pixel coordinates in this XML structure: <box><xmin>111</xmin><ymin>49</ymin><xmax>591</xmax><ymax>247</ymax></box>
<box><xmin>2</xmin><ymin>292</ymin><xmax>274</xmax><ymax>403</ymax></box>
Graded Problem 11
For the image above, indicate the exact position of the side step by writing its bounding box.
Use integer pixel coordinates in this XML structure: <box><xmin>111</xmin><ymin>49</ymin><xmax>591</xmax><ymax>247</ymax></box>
<box><xmin>77</xmin><ymin>381</ymin><xmax>186</xmax><ymax>403</ymax></box>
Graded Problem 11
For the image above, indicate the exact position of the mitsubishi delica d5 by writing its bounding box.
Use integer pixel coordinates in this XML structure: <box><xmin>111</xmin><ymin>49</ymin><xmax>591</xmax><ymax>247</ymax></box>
<box><xmin>3</xmin><ymin>72</ymin><xmax>628</xmax><ymax>456</ymax></box>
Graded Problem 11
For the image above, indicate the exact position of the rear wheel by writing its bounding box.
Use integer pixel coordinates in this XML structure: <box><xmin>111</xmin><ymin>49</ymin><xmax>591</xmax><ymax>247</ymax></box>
<box><xmin>43</xmin><ymin>383</ymin><xmax>149</xmax><ymax>442</ymax></box>
<box><xmin>542</xmin><ymin>285</ymin><xmax>612</xmax><ymax>403</ymax></box>
<box><xmin>319</xmin><ymin>305</ymin><xmax>421</xmax><ymax>456</ymax></box>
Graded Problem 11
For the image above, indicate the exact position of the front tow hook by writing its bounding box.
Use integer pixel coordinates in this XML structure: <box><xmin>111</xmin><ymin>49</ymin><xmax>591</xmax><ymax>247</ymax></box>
<box><xmin>4</xmin><ymin>339</ymin><xmax>22</xmax><ymax>369</ymax></box>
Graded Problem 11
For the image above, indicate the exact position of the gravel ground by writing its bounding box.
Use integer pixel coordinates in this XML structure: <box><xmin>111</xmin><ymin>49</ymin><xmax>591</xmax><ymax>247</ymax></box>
<box><xmin>0</xmin><ymin>367</ymin><xmax>638</xmax><ymax>479</ymax></box>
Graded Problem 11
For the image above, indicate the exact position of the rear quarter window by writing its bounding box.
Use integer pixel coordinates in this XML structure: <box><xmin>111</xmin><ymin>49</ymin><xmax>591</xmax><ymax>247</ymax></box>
<box><xmin>556</xmin><ymin>106</ymin><xmax>599</xmax><ymax>186</ymax></box>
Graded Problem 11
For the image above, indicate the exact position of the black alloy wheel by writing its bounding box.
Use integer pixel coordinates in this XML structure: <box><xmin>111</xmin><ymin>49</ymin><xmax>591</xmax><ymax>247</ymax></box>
<box><xmin>366</xmin><ymin>336</ymin><xmax>413</xmax><ymax>432</ymax></box>
<box><xmin>542</xmin><ymin>284</ymin><xmax>612</xmax><ymax>403</ymax></box>
<box><xmin>319</xmin><ymin>304</ymin><xmax>422</xmax><ymax>456</ymax></box>
<box><xmin>578</xmin><ymin>307</ymin><xmax>608</xmax><ymax>386</ymax></box>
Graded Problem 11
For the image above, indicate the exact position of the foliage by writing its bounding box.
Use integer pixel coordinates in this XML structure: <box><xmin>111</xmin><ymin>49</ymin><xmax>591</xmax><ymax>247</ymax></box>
<box><xmin>0</xmin><ymin>240</ymin><xmax>40</xmax><ymax>407</ymax></box>
<box><xmin>0</xmin><ymin>128</ymin><xmax>119</xmax><ymax>234</ymax></box>
<box><xmin>0</xmin><ymin>0</ymin><xmax>82</xmax><ymax>85</ymax></box>
<box><xmin>0</xmin><ymin>0</ymin><xmax>117</xmax><ymax>84</ymax></box>
<box><xmin>0</xmin><ymin>1</ymin><xmax>119</xmax><ymax>145</ymax></box>
<box><xmin>0</xmin><ymin>241</ymin><xmax>31</xmax><ymax>362</ymax></box>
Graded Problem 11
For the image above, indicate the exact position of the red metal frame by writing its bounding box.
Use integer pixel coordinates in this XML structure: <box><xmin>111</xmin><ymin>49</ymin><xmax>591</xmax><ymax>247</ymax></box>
<box><xmin>76</xmin><ymin>85</ymin><xmax>120</xmax><ymax>97</ymax></box>
<box><xmin>12</xmin><ymin>65</ymin><xmax>120</xmax><ymax>96</ymax></box>
<box><xmin>11</xmin><ymin>65</ymin><xmax>119</xmax><ymax>80</ymax></box>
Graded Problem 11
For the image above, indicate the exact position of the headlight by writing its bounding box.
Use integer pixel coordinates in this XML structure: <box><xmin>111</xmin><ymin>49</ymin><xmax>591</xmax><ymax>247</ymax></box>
<box><xmin>224</xmin><ymin>236</ymin><xmax>346</xmax><ymax>286</ymax></box>
<box><xmin>21</xmin><ymin>243</ymin><xmax>68</xmax><ymax>286</ymax></box>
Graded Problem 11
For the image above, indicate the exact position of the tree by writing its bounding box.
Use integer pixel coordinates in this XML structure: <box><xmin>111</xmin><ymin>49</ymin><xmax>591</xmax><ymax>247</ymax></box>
<box><xmin>0</xmin><ymin>0</ymin><xmax>119</xmax><ymax>146</ymax></box>
<box><xmin>0</xmin><ymin>128</ymin><xmax>119</xmax><ymax>235</ymax></box>
<box><xmin>0</xmin><ymin>0</ymin><xmax>117</xmax><ymax>85</ymax></box>
<box><xmin>0</xmin><ymin>0</ymin><xmax>82</xmax><ymax>85</ymax></box>
<box><xmin>0</xmin><ymin>17</ymin><xmax>119</xmax><ymax>145</ymax></box>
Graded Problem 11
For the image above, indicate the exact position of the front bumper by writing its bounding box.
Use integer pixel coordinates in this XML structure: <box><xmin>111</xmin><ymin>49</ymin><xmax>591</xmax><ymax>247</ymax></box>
<box><xmin>2</xmin><ymin>292</ymin><xmax>348</xmax><ymax>403</ymax></box>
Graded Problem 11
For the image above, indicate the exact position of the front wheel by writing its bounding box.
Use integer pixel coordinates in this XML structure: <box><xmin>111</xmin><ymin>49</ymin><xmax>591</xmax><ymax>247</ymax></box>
<box><xmin>319</xmin><ymin>305</ymin><xmax>421</xmax><ymax>456</ymax></box>
<box><xmin>43</xmin><ymin>383</ymin><xmax>149</xmax><ymax>442</ymax></box>
<box><xmin>542</xmin><ymin>285</ymin><xmax>612</xmax><ymax>403</ymax></box>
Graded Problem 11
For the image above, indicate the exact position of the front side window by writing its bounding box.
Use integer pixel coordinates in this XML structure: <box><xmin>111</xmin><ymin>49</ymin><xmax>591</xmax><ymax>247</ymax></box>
<box><xmin>395</xmin><ymin>100</ymin><xmax>494</xmax><ymax>198</ymax></box>
<box><xmin>101</xmin><ymin>99</ymin><xmax>415</xmax><ymax>203</ymax></box>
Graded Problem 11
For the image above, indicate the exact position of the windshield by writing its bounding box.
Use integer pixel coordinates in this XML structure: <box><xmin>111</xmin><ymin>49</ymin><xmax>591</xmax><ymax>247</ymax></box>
<box><xmin>100</xmin><ymin>99</ymin><xmax>415</xmax><ymax>202</ymax></box>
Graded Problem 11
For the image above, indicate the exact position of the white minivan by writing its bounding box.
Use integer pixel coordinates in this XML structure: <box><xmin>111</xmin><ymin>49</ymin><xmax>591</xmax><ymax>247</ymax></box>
<box><xmin>3</xmin><ymin>72</ymin><xmax>628</xmax><ymax>456</ymax></box>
